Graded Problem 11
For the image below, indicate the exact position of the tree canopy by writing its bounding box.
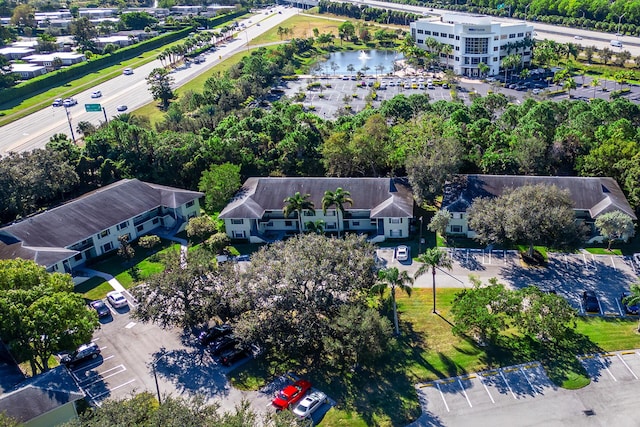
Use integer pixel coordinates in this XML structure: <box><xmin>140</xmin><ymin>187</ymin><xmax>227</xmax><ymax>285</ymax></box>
<box><xmin>0</xmin><ymin>260</ymin><xmax>99</xmax><ymax>373</ymax></box>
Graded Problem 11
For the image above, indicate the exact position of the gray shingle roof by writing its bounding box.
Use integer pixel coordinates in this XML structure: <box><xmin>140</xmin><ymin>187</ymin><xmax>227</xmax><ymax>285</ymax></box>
<box><xmin>0</xmin><ymin>179</ymin><xmax>203</xmax><ymax>264</ymax></box>
<box><xmin>442</xmin><ymin>175</ymin><xmax>637</xmax><ymax>220</ymax></box>
<box><xmin>0</xmin><ymin>366</ymin><xmax>84</xmax><ymax>423</ymax></box>
<box><xmin>219</xmin><ymin>177</ymin><xmax>414</xmax><ymax>219</ymax></box>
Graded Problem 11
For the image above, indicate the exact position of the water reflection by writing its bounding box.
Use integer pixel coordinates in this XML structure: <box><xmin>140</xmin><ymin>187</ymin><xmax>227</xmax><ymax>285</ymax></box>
<box><xmin>320</xmin><ymin>50</ymin><xmax>404</xmax><ymax>76</ymax></box>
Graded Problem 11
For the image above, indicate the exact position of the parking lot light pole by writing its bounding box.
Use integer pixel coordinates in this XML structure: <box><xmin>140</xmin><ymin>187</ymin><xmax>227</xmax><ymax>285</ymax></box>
<box><xmin>617</xmin><ymin>13</ymin><xmax>626</xmax><ymax>36</ymax></box>
<box><xmin>419</xmin><ymin>216</ymin><xmax>424</xmax><ymax>254</ymax></box>
<box><xmin>151</xmin><ymin>351</ymin><xmax>173</xmax><ymax>404</ymax></box>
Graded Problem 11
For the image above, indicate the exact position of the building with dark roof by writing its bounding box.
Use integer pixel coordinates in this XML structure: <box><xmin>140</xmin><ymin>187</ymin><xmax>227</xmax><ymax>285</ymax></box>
<box><xmin>441</xmin><ymin>174</ymin><xmax>637</xmax><ymax>240</ymax></box>
<box><xmin>219</xmin><ymin>177</ymin><xmax>414</xmax><ymax>243</ymax></box>
<box><xmin>0</xmin><ymin>366</ymin><xmax>84</xmax><ymax>427</ymax></box>
<box><xmin>0</xmin><ymin>179</ymin><xmax>203</xmax><ymax>274</ymax></box>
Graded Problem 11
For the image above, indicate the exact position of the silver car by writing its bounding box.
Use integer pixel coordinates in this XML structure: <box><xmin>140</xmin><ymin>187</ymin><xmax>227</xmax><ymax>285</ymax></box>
<box><xmin>107</xmin><ymin>291</ymin><xmax>128</xmax><ymax>308</ymax></box>
<box><xmin>293</xmin><ymin>390</ymin><xmax>328</xmax><ymax>419</ymax></box>
<box><xmin>396</xmin><ymin>245</ymin><xmax>410</xmax><ymax>261</ymax></box>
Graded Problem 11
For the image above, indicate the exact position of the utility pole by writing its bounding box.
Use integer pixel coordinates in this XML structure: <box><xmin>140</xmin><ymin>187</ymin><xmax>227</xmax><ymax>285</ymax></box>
<box><xmin>64</xmin><ymin>106</ymin><xmax>76</xmax><ymax>144</ymax></box>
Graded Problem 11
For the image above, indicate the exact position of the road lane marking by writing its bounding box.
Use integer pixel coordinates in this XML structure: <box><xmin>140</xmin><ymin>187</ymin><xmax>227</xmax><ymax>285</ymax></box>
<box><xmin>458</xmin><ymin>378</ymin><xmax>472</xmax><ymax>407</ymax></box>
<box><xmin>125</xmin><ymin>322</ymin><xmax>136</xmax><ymax>329</ymax></box>
<box><xmin>617</xmin><ymin>354</ymin><xmax>638</xmax><ymax>380</ymax></box>
<box><xmin>499</xmin><ymin>370</ymin><xmax>516</xmax><ymax>399</ymax></box>
<box><xmin>477</xmin><ymin>375</ymin><xmax>495</xmax><ymax>403</ymax></box>
<box><xmin>435</xmin><ymin>382</ymin><xmax>450</xmax><ymax>412</ymax></box>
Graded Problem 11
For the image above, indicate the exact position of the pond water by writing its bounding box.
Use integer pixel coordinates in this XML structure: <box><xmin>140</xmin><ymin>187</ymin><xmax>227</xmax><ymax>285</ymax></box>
<box><xmin>321</xmin><ymin>50</ymin><xmax>404</xmax><ymax>76</ymax></box>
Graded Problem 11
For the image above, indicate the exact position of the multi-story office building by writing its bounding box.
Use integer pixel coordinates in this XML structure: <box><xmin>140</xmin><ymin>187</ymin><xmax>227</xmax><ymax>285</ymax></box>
<box><xmin>410</xmin><ymin>13</ymin><xmax>534</xmax><ymax>77</ymax></box>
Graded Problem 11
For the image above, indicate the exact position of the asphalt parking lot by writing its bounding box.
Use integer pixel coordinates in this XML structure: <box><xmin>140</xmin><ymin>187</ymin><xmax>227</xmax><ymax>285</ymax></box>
<box><xmin>379</xmin><ymin>248</ymin><xmax>639</xmax><ymax>319</ymax></box>
<box><xmin>411</xmin><ymin>350</ymin><xmax>640</xmax><ymax>427</ymax></box>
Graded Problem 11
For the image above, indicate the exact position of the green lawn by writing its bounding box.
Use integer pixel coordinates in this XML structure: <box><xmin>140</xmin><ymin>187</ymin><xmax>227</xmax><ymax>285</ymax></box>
<box><xmin>74</xmin><ymin>277</ymin><xmax>111</xmax><ymax>300</ymax></box>
<box><xmin>229</xmin><ymin>288</ymin><xmax>640</xmax><ymax>426</ymax></box>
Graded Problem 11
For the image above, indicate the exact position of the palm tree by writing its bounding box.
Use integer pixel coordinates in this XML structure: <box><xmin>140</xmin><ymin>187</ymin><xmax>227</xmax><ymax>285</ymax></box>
<box><xmin>305</xmin><ymin>220</ymin><xmax>325</xmax><ymax>235</ymax></box>
<box><xmin>415</xmin><ymin>247</ymin><xmax>453</xmax><ymax>314</ymax></box>
<box><xmin>623</xmin><ymin>282</ymin><xmax>640</xmax><ymax>331</ymax></box>
<box><xmin>441</xmin><ymin>43</ymin><xmax>453</xmax><ymax>70</ymax></box>
<box><xmin>372</xmin><ymin>267</ymin><xmax>413</xmax><ymax>335</ymax></box>
<box><xmin>283</xmin><ymin>192</ymin><xmax>315</xmax><ymax>234</ymax></box>
<box><xmin>322</xmin><ymin>188</ymin><xmax>353</xmax><ymax>238</ymax></box>
<box><xmin>591</xmin><ymin>78</ymin><xmax>600</xmax><ymax>98</ymax></box>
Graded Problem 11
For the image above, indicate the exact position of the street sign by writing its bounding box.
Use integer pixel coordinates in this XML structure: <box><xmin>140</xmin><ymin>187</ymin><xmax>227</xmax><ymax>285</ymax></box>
<box><xmin>85</xmin><ymin>104</ymin><xmax>102</xmax><ymax>112</ymax></box>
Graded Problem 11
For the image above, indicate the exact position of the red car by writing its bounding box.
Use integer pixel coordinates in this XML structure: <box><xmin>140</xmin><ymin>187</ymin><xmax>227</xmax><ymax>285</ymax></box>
<box><xmin>272</xmin><ymin>379</ymin><xmax>312</xmax><ymax>410</ymax></box>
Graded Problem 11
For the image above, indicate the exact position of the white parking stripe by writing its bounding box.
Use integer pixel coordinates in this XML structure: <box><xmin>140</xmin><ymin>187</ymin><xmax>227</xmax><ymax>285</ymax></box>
<box><xmin>78</xmin><ymin>364</ymin><xmax>126</xmax><ymax>386</ymax></box>
<box><xmin>519</xmin><ymin>367</ymin><xmax>538</xmax><ymax>395</ymax></box>
<box><xmin>435</xmin><ymin>382</ymin><xmax>450</xmax><ymax>412</ymax></box>
<box><xmin>610</xmin><ymin>256</ymin><xmax>616</xmax><ymax>270</ymax></box>
<box><xmin>91</xmin><ymin>379</ymin><xmax>136</xmax><ymax>400</ymax></box>
<box><xmin>616</xmin><ymin>298</ymin><xmax>624</xmax><ymax>317</ymax></box>
<box><xmin>598</xmin><ymin>356</ymin><xmax>617</xmax><ymax>381</ymax></box>
<box><xmin>458</xmin><ymin>378</ymin><xmax>472</xmax><ymax>407</ymax></box>
<box><xmin>499</xmin><ymin>370</ymin><xmax>516</xmax><ymax>399</ymax></box>
<box><xmin>477</xmin><ymin>375</ymin><xmax>495</xmax><ymax>403</ymax></box>
<box><xmin>71</xmin><ymin>355</ymin><xmax>114</xmax><ymax>373</ymax></box>
<box><xmin>83</xmin><ymin>366</ymin><xmax>127</xmax><ymax>387</ymax></box>
<box><xmin>617</xmin><ymin>354</ymin><xmax>639</xmax><ymax>380</ymax></box>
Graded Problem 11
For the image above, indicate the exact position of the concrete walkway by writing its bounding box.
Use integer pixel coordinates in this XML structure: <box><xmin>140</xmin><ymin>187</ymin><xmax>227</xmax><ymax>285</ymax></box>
<box><xmin>76</xmin><ymin>267</ymin><xmax>126</xmax><ymax>293</ymax></box>
<box><xmin>156</xmin><ymin>233</ymin><xmax>188</xmax><ymax>267</ymax></box>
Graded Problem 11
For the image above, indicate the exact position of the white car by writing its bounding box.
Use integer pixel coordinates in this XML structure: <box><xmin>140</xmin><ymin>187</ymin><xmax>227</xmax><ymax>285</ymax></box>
<box><xmin>52</xmin><ymin>98</ymin><xmax>63</xmax><ymax>107</ymax></box>
<box><xmin>116</xmin><ymin>105</ymin><xmax>128</xmax><ymax>112</ymax></box>
<box><xmin>123</xmin><ymin>67</ymin><xmax>133</xmax><ymax>75</ymax></box>
<box><xmin>91</xmin><ymin>90</ymin><xmax>102</xmax><ymax>98</ymax></box>
<box><xmin>396</xmin><ymin>245</ymin><xmax>410</xmax><ymax>262</ymax></box>
<box><xmin>292</xmin><ymin>390</ymin><xmax>328</xmax><ymax>419</ymax></box>
<box><xmin>106</xmin><ymin>291</ymin><xmax>128</xmax><ymax>308</ymax></box>
<box><xmin>62</xmin><ymin>98</ymin><xmax>77</xmax><ymax>107</ymax></box>
<box><xmin>574</xmin><ymin>35</ymin><xmax>583</xmax><ymax>40</ymax></box>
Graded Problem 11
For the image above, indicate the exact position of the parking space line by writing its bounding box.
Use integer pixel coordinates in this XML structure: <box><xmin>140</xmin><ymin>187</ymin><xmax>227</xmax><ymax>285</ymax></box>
<box><xmin>499</xmin><ymin>370</ymin><xmax>516</xmax><ymax>399</ymax></box>
<box><xmin>79</xmin><ymin>365</ymin><xmax>127</xmax><ymax>387</ymax></box>
<box><xmin>477</xmin><ymin>375</ymin><xmax>495</xmax><ymax>404</ymax></box>
<box><xmin>598</xmin><ymin>356</ymin><xmax>617</xmax><ymax>381</ymax></box>
<box><xmin>616</xmin><ymin>299</ymin><xmax>624</xmax><ymax>317</ymax></box>
<box><xmin>617</xmin><ymin>353</ymin><xmax>639</xmax><ymax>380</ymax></box>
<box><xmin>519</xmin><ymin>367</ymin><xmax>538</xmax><ymax>395</ymax></box>
<box><xmin>435</xmin><ymin>382</ymin><xmax>450</xmax><ymax>412</ymax></box>
<box><xmin>457</xmin><ymin>378</ymin><xmax>472</xmax><ymax>407</ymax></box>
<box><xmin>91</xmin><ymin>379</ymin><xmax>136</xmax><ymax>400</ymax></box>
<box><xmin>71</xmin><ymin>355</ymin><xmax>114</xmax><ymax>374</ymax></box>
<box><xmin>610</xmin><ymin>256</ymin><xmax>616</xmax><ymax>270</ymax></box>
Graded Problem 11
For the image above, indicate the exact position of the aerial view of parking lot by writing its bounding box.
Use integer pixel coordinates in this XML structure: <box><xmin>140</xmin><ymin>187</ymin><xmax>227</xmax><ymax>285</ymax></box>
<box><xmin>2</xmin><ymin>0</ymin><xmax>640</xmax><ymax>426</ymax></box>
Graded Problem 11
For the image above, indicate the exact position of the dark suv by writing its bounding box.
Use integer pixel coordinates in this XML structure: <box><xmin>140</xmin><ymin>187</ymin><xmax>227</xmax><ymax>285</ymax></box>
<box><xmin>198</xmin><ymin>324</ymin><xmax>232</xmax><ymax>346</ymax></box>
<box><xmin>582</xmin><ymin>291</ymin><xmax>600</xmax><ymax>313</ymax></box>
<box><xmin>209</xmin><ymin>335</ymin><xmax>238</xmax><ymax>356</ymax></box>
<box><xmin>60</xmin><ymin>343</ymin><xmax>101</xmax><ymax>367</ymax></box>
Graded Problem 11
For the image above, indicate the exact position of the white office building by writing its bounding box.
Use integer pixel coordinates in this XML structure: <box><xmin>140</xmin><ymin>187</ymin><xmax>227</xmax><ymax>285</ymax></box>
<box><xmin>410</xmin><ymin>13</ymin><xmax>534</xmax><ymax>77</ymax></box>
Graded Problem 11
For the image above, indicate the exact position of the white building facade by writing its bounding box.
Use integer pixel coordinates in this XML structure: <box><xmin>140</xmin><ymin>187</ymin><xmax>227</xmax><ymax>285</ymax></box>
<box><xmin>410</xmin><ymin>13</ymin><xmax>534</xmax><ymax>77</ymax></box>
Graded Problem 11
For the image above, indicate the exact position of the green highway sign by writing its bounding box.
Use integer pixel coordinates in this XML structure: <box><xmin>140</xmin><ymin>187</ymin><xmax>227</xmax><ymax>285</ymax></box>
<box><xmin>85</xmin><ymin>103</ymin><xmax>102</xmax><ymax>112</ymax></box>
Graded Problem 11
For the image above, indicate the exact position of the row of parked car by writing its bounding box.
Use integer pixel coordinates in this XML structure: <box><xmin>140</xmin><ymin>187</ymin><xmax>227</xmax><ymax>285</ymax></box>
<box><xmin>581</xmin><ymin>290</ymin><xmax>639</xmax><ymax>315</ymax></box>
<box><xmin>272</xmin><ymin>378</ymin><xmax>329</xmax><ymax>420</ymax></box>
<box><xmin>197</xmin><ymin>323</ymin><xmax>259</xmax><ymax>366</ymax></box>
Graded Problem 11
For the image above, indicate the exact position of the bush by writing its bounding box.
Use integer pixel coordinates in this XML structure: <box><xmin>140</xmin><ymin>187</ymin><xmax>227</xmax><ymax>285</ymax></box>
<box><xmin>204</xmin><ymin>232</ymin><xmax>231</xmax><ymax>254</ymax></box>
<box><xmin>138</xmin><ymin>235</ymin><xmax>161</xmax><ymax>249</ymax></box>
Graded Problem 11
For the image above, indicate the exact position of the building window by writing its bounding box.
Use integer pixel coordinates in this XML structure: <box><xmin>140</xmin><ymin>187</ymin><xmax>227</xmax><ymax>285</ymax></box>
<box><xmin>449</xmin><ymin>34</ymin><xmax>454</xmax><ymax>39</ymax></box>
<box><xmin>74</xmin><ymin>253</ymin><xmax>83</xmax><ymax>261</ymax></box>
<box><xmin>186</xmin><ymin>200</ymin><xmax>195</xmax><ymax>208</ymax></box>
<box><xmin>455</xmin><ymin>46</ymin><xmax>460</xmax><ymax>51</ymax></box>
<box><xmin>417</xmin><ymin>29</ymin><xmax>424</xmax><ymax>34</ymax></box>
<box><xmin>353</xmin><ymin>221</ymin><xmax>360</xmax><ymax>226</ymax></box>
<box><xmin>517</xmin><ymin>32</ymin><xmax>523</xmax><ymax>37</ymax></box>
<box><xmin>231</xmin><ymin>219</ymin><xmax>244</xmax><ymax>224</ymax></box>
<box><xmin>326</xmin><ymin>211</ymin><xmax>336</xmax><ymax>216</ymax></box>
<box><xmin>432</xmin><ymin>32</ymin><xmax>439</xmax><ymax>37</ymax></box>
<box><xmin>370</xmin><ymin>219</ymin><xmax>377</xmax><ymax>226</ymax></box>
<box><xmin>136</xmin><ymin>225</ymin><xmax>144</xmax><ymax>232</ymax></box>
<box><xmin>450</xmin><ymin>225</ymin><xmax>463</xmax><ymax>233</ymax></box>
<box><xmin>509</xmin><ymin>33</ymin><xmax>516</xmax><ymax>38</ymax></box>
<box><xmin>454</xmin><ymin>56</ymin><xmax>459</xmax><ymax>61</ymax></box>
<box><xmin>51</xmin><ymin>264</ymin><xmax>59</xmax><ymax>271</ymax></box>
<box><xmin>103</xmin><ymin>242</ymin><xmax>113</xmax><ymax>252</ymax></box>
<box><xmin>425</xmin><ymin>30</ymin><xmax>431</xmax><ymax>35</ymax></box>
<box><xmin>303</xmin><ymin>211</ymin><xmax>314</xmax><ymax>216</ymax></box>
<box><xmin>417</xmin><ymin>39</ymin><xmax>424</xmax><ymax>44</ymax></box>
<box><xmin>455</xmin><ymin>35</ymin><xmax>460</xmax><ymax>40</ymax></box>
<box><xmin>121</xmin><ymin>233</ymin><xmax>131</xmax><ymax>241</ymax></box>
<box><xmin>390</xmin><ymin>218</ymin><xmax>401</xmax><ymax>224</ymax></box>
<box><xmin>494</xmin><ymin>36</ymin><xmax>499</xmax><ymax>40</ymax></box>
<box><xmin>285</xmin><ymin>221</ymin><xmax>292</xmax><ymax>227</ymax></box>
<box><xmin>441</xmin><ymin>33</ymin><xmax>447</xmax><ymax>38</ymax></box>
<box><xmin>266</xmin><ymin>222</ymin><xmax>273</xmax><ymax>227</ymax></box>
<box><xmin>152</xmin><ymin>218</ymin><xmax>159</xmax><ymax>224</ymax></box>
<box><xmin>464</xmin><ymin>37</ymin><xmax>488</xmax><ymax>54</ymax></box>
<box><xmin>493</xmin><ymin>46</ymin><xmax>499</xmax><ymax>51</ymax></box>
<box><xmin>326</xmin><ymin>223</ymin><xmax>336</xmax><ymax>230</ymax></box>
<box><xmin>117</xmin><ymin>221</ymin><xmax>128</xmax><ymax>230</ymax></box>
<box><xmin>389</xmin><ymin>230</ymin><xmax>403</xmax><ymax>237</ymax></box>
<box><xmin>233</xmin><ymin>230</ymin><xmax>245</xmax><ymax>238</ymax></box>
<box><xmin>100</xmin><ymin>229</ymin><xmax>110</xmax><ymax>238</ymax></box>
<box><xmin>493</xmin><ymin>57</ymin><xmax>498</xmax><ymax>62</ymax></box>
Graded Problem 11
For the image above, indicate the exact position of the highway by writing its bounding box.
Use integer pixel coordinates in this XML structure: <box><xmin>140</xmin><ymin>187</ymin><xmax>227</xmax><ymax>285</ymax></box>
<box><xmin>0</xmin><ymin>5</ymin><xmax>296</xmax><ymax>156</ymax></box>
<box><xmin>3</xmin><ymin>2</ymin><xmax>639</xmax><ymax>155</ymax></box>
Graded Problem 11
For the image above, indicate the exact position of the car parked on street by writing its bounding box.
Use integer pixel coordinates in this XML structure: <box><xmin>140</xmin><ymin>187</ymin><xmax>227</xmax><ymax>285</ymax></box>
<box><xmin>582</xmin><ymin>290</ymin><xmax>600</xmax><ymax>313</ymax></box>
<box><xmin>293</xmin><ymin>390</ymin><xmax>328</xmax><ymax>419</ymax></box>
<box><xmin>198</xmin><ymin>324</ymin><xmax>232</xmax><ymax>346</ymax></box>
<box><xmin>107</xmin><ymin>291</ymin><xmax>128</xmax><ymax>308</ymax></box>
<box><xmin>272</xmin><ymin>379</ymin><xmax>312</xmax><ymax>410</ymax></box>
<box><xmin>396</xmin><ymin>245</ymin><xmax>409</xmax><ymax>262</ymax></box>
<box><xmin>621</xmin><ymin>292</ymin><xmax>639</xmax><ymax>315</ymax></box>
<box><xmin>90</xmin><ymin>300</ymin><xmax>110</xmax><ymax>318</ymax></box>
<box><xmin>60</xmin><ymin>342</ymin><xmax>100</xmax><ymax>367</ymax></box>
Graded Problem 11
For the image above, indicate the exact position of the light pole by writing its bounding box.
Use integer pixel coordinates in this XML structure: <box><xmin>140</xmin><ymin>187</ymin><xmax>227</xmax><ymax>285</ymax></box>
<box><xmin>617</xmin><ymin>13</ymin><xmax>626</xmax><ymax>36</ymax></box>
<box><xmin>64</xmin><ymin>106</ymin><xmax>76</xmax><ymax>144</ymax></box>
<box><xmin>524</xmin><ymin>3</ymin><xmax>531</xmax><ymax>22</ymax></box>
<box><xmin>151</xmin><ymin>350</ymin><xmax>173</xmax><ymax>404</ymax></box>
<box><xmin>418</xmin><ymin>216</ymin><xmax>424</xmax><ymax>254</ymax></box>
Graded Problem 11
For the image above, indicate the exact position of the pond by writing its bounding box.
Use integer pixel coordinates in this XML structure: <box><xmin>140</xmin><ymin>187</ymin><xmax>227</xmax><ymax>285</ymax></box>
<box><xmin>321</xmin><ymin>49</ymin><xmax>404</xmax><ymax>76</ymax></box>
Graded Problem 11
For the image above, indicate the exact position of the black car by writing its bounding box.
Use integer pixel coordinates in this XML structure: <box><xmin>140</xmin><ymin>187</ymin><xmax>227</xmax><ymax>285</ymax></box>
<box><xmin>60</xmin><ymin>343</ymin><xmax>101</xmax><ymax>367</ymax></box>
<box><xmin>209</xmin><ymin>335</ymin><xmax>238</xmax><ymax>356</ymax></box>
<box><xmin>90</xmin><ymin>300</ymin><xmax>110</xmax><ymax>318</ymax></box>
<box><xmin>198</xmin><ymin>324</ymin><xmax>232</xmax><ymax>346</ymax></box>
<box><xmin>219</xmin><ymin>346</ymin><xmax>248</xmax><ymax>366</ymax></box>
<box><xmin>582</xmin><ymin>291</ymin><xmax>600</xmax><ymax>313</ymax></box>
<box><xmin>621</xmin><ymin>292</ymin><xmax>639</xmax><ymax>315</ymax></box>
